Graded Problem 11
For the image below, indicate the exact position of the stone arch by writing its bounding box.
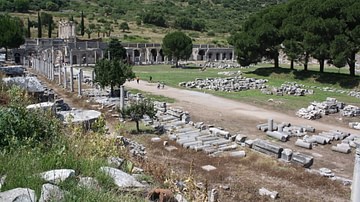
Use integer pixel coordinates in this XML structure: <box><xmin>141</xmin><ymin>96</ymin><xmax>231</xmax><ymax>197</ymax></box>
<box><xmin>198</xmin><ymin>49</ymin><xmax>205</xmax><ymax>61</ymax></box>
<box><xmin>159</xmin><ymin>49</ymin><xmax>164</xmax><ymax>62</ymax></box>
<box><xmin>81</xmin><ymin>53</ymin><xmax>87</xmax><ymax>64</ymax></box>
<box><xmin>230</xmin><ymin>52</ymin><xmax>233</xmax><ymax>60</ymax></box>
<box><xmin>14</xmin><ymin>53</ymin><xmax>21</xmax><ymax>64</ymax></box>
<box><xmin>208</xmin><ymin>53</ymin><xmax>213</xmax><ymax>61</ymax></box>
<box><xmin>222</xmin><ymin>53</ymin><xmax>227</xmax><ymax>60</ymax></box>
<box><xmin>216</xmin><ymin>53</ymin><xmax>220</xmax><ymax>61</ymax></box>
<box><xmin>72</xmin><ymin>55</ymin><xmax>77</xmax><ymax>64</ymax></box>
<box><xmin>150</xmin><ymin>49</ymin><xmax>157</xmax><ymax>62</ymax></box>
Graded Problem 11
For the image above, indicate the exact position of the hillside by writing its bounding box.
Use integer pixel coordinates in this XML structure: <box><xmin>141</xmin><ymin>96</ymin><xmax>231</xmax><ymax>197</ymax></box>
<box><xmin>5</xmin><ymin>0</ymin><xmax>287</xmax><ymax>44</ymax></box>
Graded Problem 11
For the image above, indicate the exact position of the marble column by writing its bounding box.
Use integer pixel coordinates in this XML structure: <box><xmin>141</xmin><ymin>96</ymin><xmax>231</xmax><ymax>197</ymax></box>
<box><xmin>352</xmin><ymin>141</ymin><xmax>360</xmax><ymax>201</ymax></box>
<box><xmin>63</xmin><ymin>66</ymin><xmax>67</xmax><ymax>89</ymax></box>
<box><xmin>78</xmin><ymin>69</ymin><xmax>83</xmax><ymax>96</ymax></box>
<box><xmin>70</xmin><ymin>66</ymin><xmax>74</xmax><ymax>92</ymax></box>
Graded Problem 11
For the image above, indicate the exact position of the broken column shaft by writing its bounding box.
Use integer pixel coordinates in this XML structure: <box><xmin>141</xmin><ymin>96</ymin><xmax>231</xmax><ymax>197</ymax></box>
<box><xmin>352</xmin><ymin>141</ymin><xmax>360</xmax><ymax>201</ymax></box>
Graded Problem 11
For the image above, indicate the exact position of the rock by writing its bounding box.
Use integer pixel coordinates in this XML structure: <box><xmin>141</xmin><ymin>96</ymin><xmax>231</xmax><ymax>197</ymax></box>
<box><xmin>175</xmin><ymin>193</ymin><xmax>188</xmax><ymax>202</ymax></box>
<box><xmin>147</xmin><ymin>188</ymin><xmax>175</xmax><ymax>201</ymax></box>
<box><xmin>0</xmin><ymin>188</ymin><xmax>36</xmax><ymax>202</ymax></box>
<box><xmin>259</xmin><ymin>187</ymin><xmax>278</xmax><ymax>199</ymax></box>
<box><xmin>78</xmin><ymin>177</ymin><xmax>99</xmax><ymax>190</ymax></box>
<box><xmin>0</xmin><ymin>175</ymin><xmax>6</xmax><ymax>191</ymax></box>
<box><xmin>151</xmin><ymin>137</ymin><xmax>161</xmax><ymax>142</ymax></box>
<box><xmin>165</xmin><ymin>146</ymin><xmax>178</xmax><ymax>152</ymax></box>
<box><xmin>319</xmin><ymin>168</ymin><xmax>334</xmax><ymax>177</ymax></box>
<box><xmin>40</xmin><ymin>169</ymin><xmax>75</xmax><ymax>184</ymax></box>
<box><xmin>107</xmin><ymin>157</ymin><xmax>124</xmax><ymax>167</ymax></box>
<box><xmin>100</xmin><ymin>167</ymin><xmax>145</xmax><ymax>188</ymax></box>
<box><xmin>39</xmin><ymin>183</ymin><xmax>65</xmax><ymax>202</ymax></box>
<box><xmin>229</xmin><ymin>151</ymin><xmax>246</xmax><ymax>158</ymax></box>
<box><xmin>220</xmin><ymin>185</ymin><xmax>230</xmax><ymax>190</ymax></box>
<box><xmin>208</xmin><ymin>189</ymin><xmax>219</xmax><ymax>202</ymax></box>
<box><xmin>201</xmin><ymin>165</ymin><xmax>217</xmax><ymax>172</ymax></box>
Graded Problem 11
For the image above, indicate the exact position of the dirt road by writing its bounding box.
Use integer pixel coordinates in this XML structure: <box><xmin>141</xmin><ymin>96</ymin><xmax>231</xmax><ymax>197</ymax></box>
<box><xmin>125</xmin><ymin>80</ymin><xmax>358</xmax><ymax>134</ymax></box>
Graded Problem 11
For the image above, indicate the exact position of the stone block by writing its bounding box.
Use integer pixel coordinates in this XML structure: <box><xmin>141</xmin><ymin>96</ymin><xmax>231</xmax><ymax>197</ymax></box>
<box><xmin>201</xmin><ymin>165</ymin><xmax>217</xmax><ymax>172</ymax></box>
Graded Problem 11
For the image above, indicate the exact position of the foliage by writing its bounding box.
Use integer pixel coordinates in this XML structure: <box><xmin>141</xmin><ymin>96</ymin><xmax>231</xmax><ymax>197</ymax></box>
<box><xmin>230</xmin><ymin>0</ymin><xmax>360</xmax><ymax>76</ymax></box>
<box><xmin>104</xmin><ymin>38</ymin><xmax>127</xmax><ymax>61</ymax></box>
<box><xmin>0</xmin><ymin>14</ymin><xmax>25</xmax><ymax>60</ymax></box>
<box><xmin>122</xmin><ymin>99</ymin><xmax>155</xmax><ymax>132</ymax></box>
<box><xmin>37</xmin><ymin>11</ymin><xmax>42</xmax><ymax>38</ymax></box>
<box><xmin>142</xmin><ymin>12</ymin><xmax>167</xmax><ymax>27</ymax></box>
<box><xmin>162</xmin><ymin>31</ymin><xmax>193</xmax><ymax>67</ymax></box>
<box><xmin>120</xmin><ymin>22</ymin><xmax>129</xmax><ymax>32</ymax></box>
<box><xmin>94</xmin><ymin>59</ymin><xmax>135</xmax><ymax>97</ymax></box>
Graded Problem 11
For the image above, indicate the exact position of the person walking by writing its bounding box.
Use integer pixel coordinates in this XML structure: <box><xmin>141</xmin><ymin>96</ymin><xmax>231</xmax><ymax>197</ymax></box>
<box><xmin>136</xmin><ymin>77</ymin><xmax>140</xmax><ymax>84</ymax></box>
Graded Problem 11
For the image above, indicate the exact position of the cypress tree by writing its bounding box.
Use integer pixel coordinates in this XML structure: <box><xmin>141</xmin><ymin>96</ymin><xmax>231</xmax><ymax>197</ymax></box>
<box><xmin>48</xmin><ymin>20</ymin><xmax>52</xmax><ymax>38</ymax></box>
<box><xmin>80</xmin><ymin>11</ymin><xmax>85</xmax><ymax>36</ymax></box>
<box><xmin>27</xmin><ymin>17</ymin><xmax>31</xmax><ymax>38</ymax></box>
<box><xmin>37</xmin><ymin>12</ymin><xmax>42</xmax><ymax>38</ymax></box>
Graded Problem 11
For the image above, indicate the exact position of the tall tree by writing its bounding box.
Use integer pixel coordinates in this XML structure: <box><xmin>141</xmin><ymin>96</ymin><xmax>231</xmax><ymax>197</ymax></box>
<box><xmin>120</xmin><ymin>22</ymin><xmax>129</xmax><ymax>32</ymax></box>
<box><xmin>94</xmin><ymin>59</ymin><xmax>135</xmax><ymax>97</ymax></box>
<box><xmin>104</xmin><ymin>38</ymin><xmax>127</xmax><ymax>61</ymax></box>
<box><xmin>80</xmin><ymin>11</ymin><xmax>85</xmax><ymax>36</ymax></box>
<box><xmin>229</xmin><ymin>32</ymin><xmax>261</xmax><ymax>67</ymax></box>
<box><xmin>26</xmin><ymin>17</ymin><xmax>31</xmax><ymax>38</ymax></box>
<box><xmin>0</xmin><ymin>15</ymin><xmax>25</xmax><ymax>60</ymax></box>
<box><xmin>37</xmin><ymin>11</ymin><xmax>42</xmax><ymax>38</ymax></box>
<box><xmin>162</xmin><ymin>31</ymin><xmax>193</xmax><ymax>67</ymax></box>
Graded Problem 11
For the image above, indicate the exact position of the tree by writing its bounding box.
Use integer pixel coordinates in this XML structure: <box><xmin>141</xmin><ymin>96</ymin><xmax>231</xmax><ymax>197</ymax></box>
<box><xmin>0</xmin><ymin>15</ymin><xmax>25</xmax><ymax>60</ymax></box>
<box><xmin>48</xmin><ymin>18</ymin><xmax>52</xmax><ymax>38</ymax></box>
<box><xmin>229</xmin><ymin>32</ymin><xmax>261</xmax><ymax>67</ymax></box>
<box><xmin>37</xmin><ymin>11</ymin><xmax>42</xmax><ymax>38</ymax></box>
<box><xmin>120</xmin><ymin>22</ymin><xmax>129</xmax><ymax>32</ymax></box>
<box><xmin>104</xmin><ymin>38</ymin><xmax>127</xmax><ymax>61</ymax></box>
<box><xmin>162</xmin><ymin>31</ymin><xmax>193</xmax><ymax>67</ymax></box>
<box><xmin>80</xmin><ymin>11</ymin><xmax>85</xmax><ymax>36</ymax></box>
<box><xmin>26</xmin><ymin>17</ymin><xmax>31</xmax><ymax>38</ymax></box>
<box><xmin>85</xmin><ymin>28</ymin><xmax>92</xmax><ymax>39</ymax></box>
<box><xmin>174</xmin><ymin>17</ymin><xmax>192</xmax><ymax>30</ymax></box>
<box><xmin>14</xmin><ymin>0</ymin><xmax>29</xmax><ymax>13</ymax></box>
<box><xmin>94</xmin><ymin>59</ymin><xmax>135</xmax><ymax>97</ymax></box>
<box><xmin>122</xmin><ymin>99</ymin><xmax>155</xmax><ymax>133</ymax></box>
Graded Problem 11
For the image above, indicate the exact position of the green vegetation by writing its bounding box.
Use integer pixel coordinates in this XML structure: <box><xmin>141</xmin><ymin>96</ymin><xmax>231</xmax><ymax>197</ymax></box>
<box><xmin>0</xmin><ymin>14</ymin><xmax>25</xmax><ymax>60</ymax></box>
<box><xmin>162</xmin><ymin>31</ymin><xmax>193</xmax><ymax>67</ymax></box>
<box><xmin>132</xmin><ymin>64</ymin><xmax>360</xmax><ymax>113</ymax></box>
<box><xmin>0</xmin><ymin>84</ymin><xmax>145</xmax><ymax>201</ymax></box>
<box><xmin>122</xmin><ymin>99</ymin><xmax>156</xmax><ymax>132</ymax></box>
<box><xmin>230</xmin><ymin>0</ymin><xmax>360</xmax><ymax>76</ymax></box>
<box><xmin>94</xmin><ymin>38</ymin><xmax>135</xmax><ymax>96</ymax></box>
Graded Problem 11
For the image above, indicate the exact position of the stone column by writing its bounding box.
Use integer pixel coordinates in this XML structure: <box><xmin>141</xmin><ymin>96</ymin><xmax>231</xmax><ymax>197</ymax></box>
<box><xmin>268</xmin><ymin>118</ymin><xmax>274</xmax><ymax>132</ymax></box>
<box><xmin>63</xmin><ymin>66</ymin><xmax>67</xmax><ymax>89</ymax></box>
<box><xmin>70</xmin><ymin>51</ymin><xmax>73</xmax><ymax>66</ymax></box>
<box><xmin>70</xmin><ymin>66</ymin><xmax>74</xmax><ymax>92</ymax></box>
<box><xmin>78</xmin><ymin>69</ymin><xmax>83</xmax><ymax>96</ymax></box>
<box><xmin>108</xmin><ymin>51</ymin><xmax>111</xmax><ymax>60</ymax></box>
<box><xmin>101</xmin><ymin>51</ymin><xmax>104</xmax><ymax>59</ymax></box>
<box><xmin>58</xmin><ymin>62</ymin><xmax>62</xmax><ymax>85</ymax></box>
<box><xmin>91</xmin><ymin>70</ymin><xmax>95</xmax><ymax>87</ymax></box>
<box><xmin>352</xmin><ymin>141</ymin><xmax>360</xmax><ymax>201</ymax></box>
<box><xmin>120</xmin><ymin>85</ymin><xmax>125</xmax><ymax>112</ymax></box>
<box><xmin>232</xmin><ymin>49</ymin><xmax>235</xmax><ymax>61</ymax></box>
<box><xmin>94</xmin><ymin>50</ymin><xmax>97</xmax><ymax>64</ymax></box>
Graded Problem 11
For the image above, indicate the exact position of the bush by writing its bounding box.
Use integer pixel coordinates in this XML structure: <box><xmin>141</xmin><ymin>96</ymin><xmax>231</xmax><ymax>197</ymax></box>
<box><xmin>207</xmin><ymin>31</ymin><xmax>216</xmax><ymax>36</ymax></box>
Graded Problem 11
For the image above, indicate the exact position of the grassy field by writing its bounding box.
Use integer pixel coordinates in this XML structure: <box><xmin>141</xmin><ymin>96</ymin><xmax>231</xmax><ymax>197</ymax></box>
<box><xmin>132</xmin><ymin>63</ymin><xmax>360</xmax><ymax>112</ymax></box>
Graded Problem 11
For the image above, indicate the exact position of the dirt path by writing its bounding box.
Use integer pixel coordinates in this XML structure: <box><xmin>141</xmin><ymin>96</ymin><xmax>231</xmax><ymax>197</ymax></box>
<box><xmin>125</xmin><ymin>80</ymin><xmax>358</xmax><ymax>134</ymax></box>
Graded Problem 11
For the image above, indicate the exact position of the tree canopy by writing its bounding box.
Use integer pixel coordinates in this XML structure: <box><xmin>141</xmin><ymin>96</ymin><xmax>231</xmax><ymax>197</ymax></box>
<box><xmin>230</xmin><ymin>0</ymin><xmax>360</xmax><ymax>76</ymax></box>
<box><xmin>104</xmin><ymin>38</ymin><xmax>127</xmax><ymax>61</ymax></box>
<box><xmin>122</xmin><ymin>99</ymin><xmax>155</xmax><ymax>133</ymax></box>
<box><xmin>162</xmin><ymin>31</ymin><xmax>193</xmax><ymax>67</ymax></box>
<box><xmin>0</xmin><ymin>14</ymin><xmax>25</xmax><ymax>60</ymax></box>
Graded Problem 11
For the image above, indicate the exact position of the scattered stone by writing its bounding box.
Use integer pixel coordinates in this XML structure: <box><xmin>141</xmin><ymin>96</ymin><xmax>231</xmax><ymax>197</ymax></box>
<box><xmin>107</xmin><ymin>157</ymin><xmax>124</xmax><ymax>168</ymax></box>
<box><xmin>165</xmin><ymin>146</ymin><xmax>178</xmax><ymax>152</ymax></box>
<box><xmin>0</xmin><ymin>175</ymin><xmax>6</xmax><ymax>191</ymax></box>
<box><xmin>220</xmin><ymin>185</ymin><xmax>230</xmax><ymax>190</ymax></box>
<box><xmin>201</xmin><ymin>165</ymin><xmax>217</xmax><ymax>172</ymax></box>
<box><xmin>291</xmin><ymin>152</ymin><xmax>314</xmax><ymax>168</ymax></box>
<box><xmin>40</xmin><ymin>169</ymin><xmax>75</xmax><ymax>184</ymax></box>
<box><xmin>341</xmin><ymin>105</ymin><xmax>360</xmax><ymax>117</ymax></box>
<box><xmin>349</xmin><ymin>122</ymin><xmax>360</xmax><ymax>130</ymax></box>
<box><xmin>100</xmin><ymin>167</ymin><xmax>145</xmax><ymax>188</ymax></box>
<box><xmin>0</xmin><ymin>188</ymin><xmax>37</xmax><ymax>202</ymax></box>
<box><xmin>208</xmin><ymin>189</ymin><xmax>219</xmax><ymax>202</ymax></box>
<box><xmin>151</xmin><ymin>137</ymin><xmax>161</xmax><ymax>142</ymax></box>
<box><xmin>331</xmin><ymin>143</ymin><xmax>351</xmax><ymax>154</ymax></box>
<box><xmin>259</xmin><ymin>187</ymin><xmax>279</xmax><ymax>199</ymax></box>
<box><xmin>281</xmin><ymin>149</ymin><xmax>293</xmax><ymax>162</ymax></box>
<box><xmin>229</xmin><ymin>151</ymin><xmax>246</xmax><ymax>158</ymax></box>
<box><xmin>252</xmin><ymin>140</ymin><xmax>283</xmax><ymax>158</ymax></box>
<box><xmin>39</xmin><ymin>183</ymin><xmax>65</xmax><ymax>202</ymax></box>
<box><xmin>319</xmin><ymin>168</ymin><xmax>334</xmax><ymax>177</ymax></box>
<box><xmin>78</xmin><ymin>177</ymin><xmax>99</xmax><ymax>190</ymax></box>
<box><xmin>175</xmin><ymin>193</ymin><xmax>188</xmax><ymax>202</ymax></box>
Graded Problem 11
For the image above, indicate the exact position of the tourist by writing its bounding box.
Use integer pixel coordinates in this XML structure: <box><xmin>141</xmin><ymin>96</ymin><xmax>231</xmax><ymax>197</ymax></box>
<box><xmin>149</xmin><ymin>76</ymin><xmax>152</xmax><ymax>82</ymax></box>
<box><xmin>136</xmin><ymin>77</ymin><xmax>140</xmax><ymax>84</ymax></box>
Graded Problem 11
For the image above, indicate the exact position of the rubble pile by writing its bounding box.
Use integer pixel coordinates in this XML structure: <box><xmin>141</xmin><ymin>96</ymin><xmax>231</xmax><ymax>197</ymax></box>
<box><xmin>341</xmin><ymin>105</ymin><xmax>360</xmax><ymax>117</ymax></box>
<box><xmin>296</xmin><ymin>97</ymin><xmax>345</xmax><ymax>120</ymax></box>
<box><xmin>349</xmin><ymin>122</ymin><xmax>360</xmax><ymax>130</ymax></box>
<box><xmin>217</xmin><ymin>70</ymin><xmax>242</xmax><ymax>76</ymax></box>
<box><xmin>179</xmin><ymin>77</ymin><xmax>268</xmax><ymax>92</ymax></box>
<box><xmin>202</xmin><ymin>61</ymin><xmax>242</xmax><ymax>69</ymax></box>
<box><xmin>262</xmin><ymin>82</ymin><xmax>314</xmax><ymax>96</ymax></box>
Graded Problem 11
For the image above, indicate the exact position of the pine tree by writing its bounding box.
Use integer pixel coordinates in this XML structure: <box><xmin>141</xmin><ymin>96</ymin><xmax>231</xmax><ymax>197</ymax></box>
<box><xmin>48</xmin><ymin>20</ymin><xmax>52</xmax><ymax>38</ymax></box>
<box><xmin>80</xmin><ymin>11</ymin><xmax>85</xmax><ymax>36</ymax></box>
<box><xmin>37</xmin><ymin>12</ymin><xmax>42</xmax><ymax>38</ymax></box>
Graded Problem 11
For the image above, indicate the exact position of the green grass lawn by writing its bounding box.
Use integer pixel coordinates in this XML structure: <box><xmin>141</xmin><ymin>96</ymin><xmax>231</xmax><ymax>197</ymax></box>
<box><xmin>133</xmin><ymin>63</ymin><xmax>360</xmax><ymax>113</ymax></box>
